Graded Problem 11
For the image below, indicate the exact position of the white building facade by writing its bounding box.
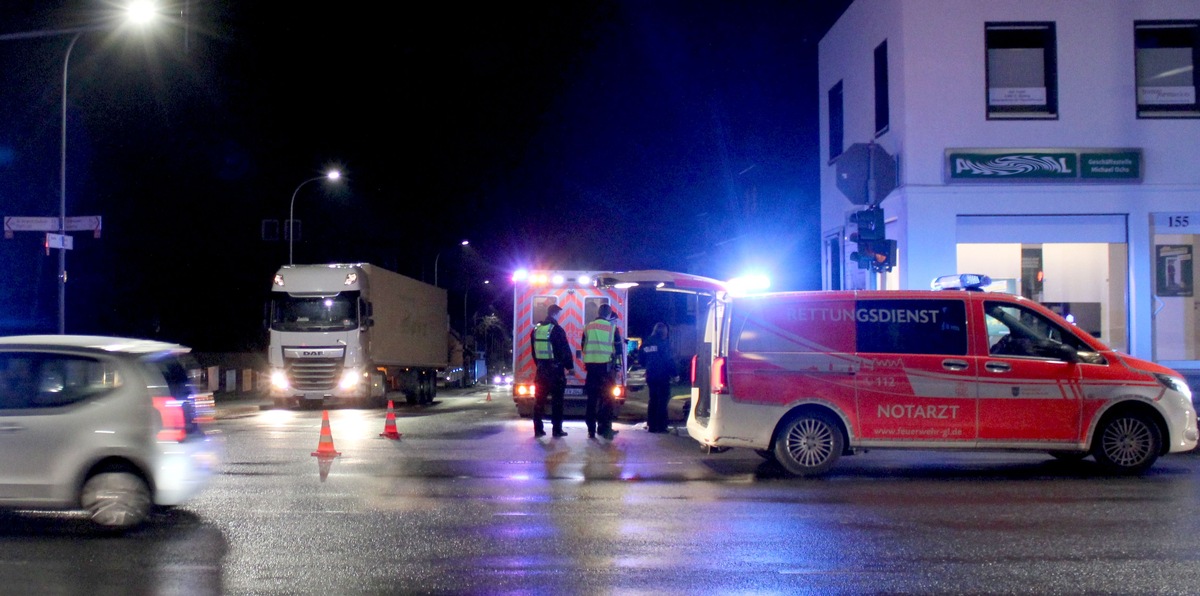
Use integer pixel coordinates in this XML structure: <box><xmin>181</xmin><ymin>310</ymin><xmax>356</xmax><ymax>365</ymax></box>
<box><xmin>819</xmin><ymin>0</ymin><xmax>1200</xmax><ymax>370</ymax></box>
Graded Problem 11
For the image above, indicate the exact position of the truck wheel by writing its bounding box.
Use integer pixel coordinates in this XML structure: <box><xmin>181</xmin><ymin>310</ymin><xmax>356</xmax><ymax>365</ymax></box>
<box><xmin>420</xmin><ymin>378</ymin><xmax>435</xmax><ymax>405</ymax></box>
<box><xmin>1091</xmin><ymin>410</ymin><xmax>1161</xmax><ymax>474</ymax></box>
<box><xmin>772</xmin><ymin>412</ymin><xmax>843</xmax><ymax>477</ymax></box>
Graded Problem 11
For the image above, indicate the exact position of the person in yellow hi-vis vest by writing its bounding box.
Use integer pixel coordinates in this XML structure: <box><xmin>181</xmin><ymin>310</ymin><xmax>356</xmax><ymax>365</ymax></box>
<box><xmin>530</xmin><ymin>304</ymin><xmax>573</xmax><ymax>438</ymax></box>
<box><xmin>581</xmin><ymin>303</ymin><xmax>623</xmax><ymax>440</ymax></box>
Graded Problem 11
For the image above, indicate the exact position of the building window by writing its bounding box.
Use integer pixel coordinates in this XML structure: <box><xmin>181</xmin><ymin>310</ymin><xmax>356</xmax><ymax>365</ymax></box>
<box><xmin>828</xmin><ymin>80</ymin><xmax>843</xmax><ymax>162</ymax></box>
<box><xmin>985</xmin><ymin>22</ymin><xmax>1057</xmax><ymax>119</ymax></box>
<box><xmin>874</xmin><ymin>40</ymin><xmax>889</xmax><ymax>135</ymax></box>
<box><xmin>1136</xmin><ymin>21</ymin><xmax>1200</xmax><ymax>118</ymax></box>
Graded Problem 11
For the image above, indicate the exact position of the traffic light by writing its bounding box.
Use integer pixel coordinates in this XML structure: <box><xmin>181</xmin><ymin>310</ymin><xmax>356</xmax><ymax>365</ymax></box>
<box><xmin>849</xmin><ymin>239</ymin><xmax>896</xmax><ymax>272</ymax></box>
<box><xmin>847</xmin><ymin>207</ymin><xmax>894</xmax><ymax>272</ymax></box>
<box><xmin>848</xmin><ymin>207</ymin><xmax>884</xmax><ymax>242</ymax></box>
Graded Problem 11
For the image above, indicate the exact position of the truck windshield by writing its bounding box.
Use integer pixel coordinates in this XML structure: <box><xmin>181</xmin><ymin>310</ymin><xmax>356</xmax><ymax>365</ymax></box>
<box><xmin>271</xmin><ymin>292</ymin><xmax>360</xmax><ymax>332</ymax></box>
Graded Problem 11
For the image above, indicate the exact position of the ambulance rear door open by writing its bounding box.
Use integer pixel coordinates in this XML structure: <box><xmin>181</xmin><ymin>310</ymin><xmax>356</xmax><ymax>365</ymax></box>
<box><xmin>593</xmin><ymin>270</ymin><xmax>729</xmax><ymax>424</ymax></box>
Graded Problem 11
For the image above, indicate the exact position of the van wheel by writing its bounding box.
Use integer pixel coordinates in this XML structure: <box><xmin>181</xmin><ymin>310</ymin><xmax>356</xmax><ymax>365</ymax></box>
<box><xmin>81</xmin><ymin>471</ymin><xmax>151</xmax><ymax>531</ymax></box>
<box><xmin>1092</xmin><ymin>411</ymin><xmax>1161</xmax><ymax>474</ymax></box>
<box><xmin>773</xmin><ymin>413</ymin><xmax>843</xmax><ymax>477</ymax></box>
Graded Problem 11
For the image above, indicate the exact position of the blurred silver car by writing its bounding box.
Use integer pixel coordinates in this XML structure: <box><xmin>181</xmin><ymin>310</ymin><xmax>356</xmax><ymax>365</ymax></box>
<box><xmin>0</xmin><ymin>335</ymin><xmax>220</xmax><ymax>531</ymax></box>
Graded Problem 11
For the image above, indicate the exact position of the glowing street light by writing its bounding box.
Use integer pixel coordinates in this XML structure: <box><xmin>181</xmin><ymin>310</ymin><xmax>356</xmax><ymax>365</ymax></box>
<box><xmin>288</xmin><ymin>169</ymin><xmax>342</xmax><ymax>265</ymax></box>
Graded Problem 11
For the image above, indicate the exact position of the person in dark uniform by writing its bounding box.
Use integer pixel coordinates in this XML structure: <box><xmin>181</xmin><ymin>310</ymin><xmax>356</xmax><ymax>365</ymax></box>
<box><xmin>641</xmin><ymin>322</ymin><xmax>675</xmax><ymax>433</ymax></box>
<box><xmin>531</xmin><ymin>304</ymin><xmax>573</xmax><ymax>438</ymax></box>
<box><xmin>582</xmin><ymin>303</ymin><xmax>623</xmax><ymax>440</ymax></box>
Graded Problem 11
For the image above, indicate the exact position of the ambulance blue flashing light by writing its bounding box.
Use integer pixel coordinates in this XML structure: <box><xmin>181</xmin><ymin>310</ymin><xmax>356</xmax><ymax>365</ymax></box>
<box><xmin>931</xmin><ymin>273</ymin><xmax>992</xmax><ymax>292</ymax></box>
<box><xmin>727</xmin><ymin>274</ymin><xmax>771</xmax><ymax>296</ymax></box>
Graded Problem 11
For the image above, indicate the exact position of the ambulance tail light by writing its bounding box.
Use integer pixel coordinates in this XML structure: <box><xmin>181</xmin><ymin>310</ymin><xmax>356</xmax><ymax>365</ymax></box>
<box><xmin>516</xmin><ymin>383</ymin><xmax>535</xmax><ymax>397</ymax></box>
<box><xmin>712</xmin><ymin>357</ymin><xmax>729</xmax><ymax>394</ymax></box>
<box><xmin>610</xmin><ymin>384</ymin><xmax>624</xmax><ymax>399</ymax></box>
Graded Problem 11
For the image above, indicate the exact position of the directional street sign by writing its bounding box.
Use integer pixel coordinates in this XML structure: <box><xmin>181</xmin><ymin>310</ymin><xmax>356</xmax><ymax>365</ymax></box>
<box><xmin>4</xmin><ymin>215</ymin><xmax>102</xmax><ymax>239</ymax></box>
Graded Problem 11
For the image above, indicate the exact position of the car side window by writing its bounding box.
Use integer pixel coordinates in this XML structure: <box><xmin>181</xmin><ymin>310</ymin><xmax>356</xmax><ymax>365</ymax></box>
<box><xmin>0</xmin><ymin>352</ymin><xmax>122</xmax><ymax>410</ymax></box>
<box><xmin>984</xmin><ymin>302</ymin><xmax>1106</xmax><ymax>364</ymax></box>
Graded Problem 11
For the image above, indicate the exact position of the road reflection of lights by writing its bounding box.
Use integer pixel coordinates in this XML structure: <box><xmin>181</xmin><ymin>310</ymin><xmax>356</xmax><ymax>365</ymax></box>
<box><xmin>259</xmin><ymin>408</ymin><xmax>296</xmax><ymax>427</ymax></box>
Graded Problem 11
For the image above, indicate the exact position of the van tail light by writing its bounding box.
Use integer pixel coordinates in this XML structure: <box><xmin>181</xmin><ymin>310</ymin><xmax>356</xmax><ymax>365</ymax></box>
<box><xmin>153</xmin><ymin>396</ymin><xmax>189</xmax><ymax>442</ymax></box>
<box><xmin>712</xmin><ymin>357</ymin><xmax>729</xmax><ymax>394</ymax></box>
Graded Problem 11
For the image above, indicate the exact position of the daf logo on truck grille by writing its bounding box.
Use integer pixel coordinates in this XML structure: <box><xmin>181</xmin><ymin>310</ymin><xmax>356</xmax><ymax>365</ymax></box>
<box><xmin>284</xmin><ymin>347</ymin><xmax>345</xmax><ymax>359</ymax></box>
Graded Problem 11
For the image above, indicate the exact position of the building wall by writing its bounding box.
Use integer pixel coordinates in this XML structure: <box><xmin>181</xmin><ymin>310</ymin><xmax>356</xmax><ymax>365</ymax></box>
<box><xmin>819</xmin><ymin>0</ymin><xmax>1200</xmax><ymax>363</ymax></box>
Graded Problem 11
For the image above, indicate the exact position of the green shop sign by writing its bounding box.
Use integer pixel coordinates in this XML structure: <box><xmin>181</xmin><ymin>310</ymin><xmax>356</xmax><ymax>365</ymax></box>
<box><xmin>946</xmin><ymin>148</ymin><xmax>1141</xmax><ymax>182</ymax></box>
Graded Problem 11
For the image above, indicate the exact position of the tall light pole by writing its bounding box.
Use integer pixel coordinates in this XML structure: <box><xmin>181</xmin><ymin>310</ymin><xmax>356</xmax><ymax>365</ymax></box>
<box><xmin>288</xmin><ymin>170</ymin><xmax>341</xmax><ymax>265</ymax></box>
<box><xmin>52</xmin><ymin>2</ymin><xmax>160</xmax><ymax>334</ymax></box>
<box><xmin>433</xmin><ymin>239</ymin><xmax>469</xmax><ymax>288</ymax></box>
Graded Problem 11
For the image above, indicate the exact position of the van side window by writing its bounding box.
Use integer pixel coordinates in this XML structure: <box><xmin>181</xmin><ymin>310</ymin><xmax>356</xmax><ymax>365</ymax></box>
<box><xmin>985</xmin><ymin>302</ymin><xmax>1106</xmax><ymax>363</ymax></box>
<box><xmin>855</xmin><ymin>299</ymin><xmax>968</xmax><ymax>355</ymax></box>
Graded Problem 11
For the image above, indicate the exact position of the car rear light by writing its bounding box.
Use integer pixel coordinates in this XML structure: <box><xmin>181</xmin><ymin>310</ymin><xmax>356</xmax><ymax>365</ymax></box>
<box><xmin>153</xmin><ymin>396</ymin><xmax>188</xmax><ymax>442</ymax></box>
<box><xmin>712</xmin><ymin>357</ymin><xmax>729</xmax><ymax>394</ymax></box>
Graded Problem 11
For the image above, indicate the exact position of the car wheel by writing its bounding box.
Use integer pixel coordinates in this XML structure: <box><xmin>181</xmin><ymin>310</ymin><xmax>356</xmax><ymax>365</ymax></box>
<box><xmin>772</xmin><ymin>412</ymin><xmax>843</xmax><ymax>477</ymax></box>
<box><xmin>81</xmin><ymin>471</ymin><xmax>151</xmax><ymax>531</ymax></box>
<box><xmin>1092</xmin><ymin>411</ymin><xmax>1161</xmax><ymax>474</ymax></box>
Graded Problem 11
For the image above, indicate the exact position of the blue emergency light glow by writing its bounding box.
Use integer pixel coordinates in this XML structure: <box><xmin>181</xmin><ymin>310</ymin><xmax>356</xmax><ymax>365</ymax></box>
<box><xmin>727</xmin><ymin>274</ymin><xmax>771</xmax><ymax>296</ymax></box>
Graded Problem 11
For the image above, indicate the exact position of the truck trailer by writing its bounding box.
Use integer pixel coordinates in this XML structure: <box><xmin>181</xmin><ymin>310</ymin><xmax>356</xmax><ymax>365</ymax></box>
<box><xmin>511</xmin><ymin>270</ymin><xmax>628</xmax><ymax>418</ymax></box>
<box><xmin>267</xmin><ymin>263</ymin><xmax>449</xmax><ymax>408</ymax></box>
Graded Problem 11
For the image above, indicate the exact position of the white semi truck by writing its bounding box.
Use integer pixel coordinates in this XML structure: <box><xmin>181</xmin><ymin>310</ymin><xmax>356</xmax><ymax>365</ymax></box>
<box><xmin>267</xmin><ymin>263</ymin><xmax>449</xmax><ymax>408</ymax></box>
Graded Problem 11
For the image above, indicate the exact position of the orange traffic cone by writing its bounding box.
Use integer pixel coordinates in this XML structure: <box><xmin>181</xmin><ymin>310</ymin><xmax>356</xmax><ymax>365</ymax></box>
<box><xmin>379</xmin><ymin>400</ymin><xmax>402</xmax><ymax>440</ymax></box>
<box><xmin>311</xmin><ymin>410</ymin><xmax>342</xmax><ymax>457</ymax></box>
<box><xmin>486</xmin><ymin>390</ymin><xmax>492</xmax><ymax>402</ymax></box>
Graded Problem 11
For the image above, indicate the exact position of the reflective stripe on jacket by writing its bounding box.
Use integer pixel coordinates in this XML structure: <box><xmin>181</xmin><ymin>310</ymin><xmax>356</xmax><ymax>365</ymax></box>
<box><xmin>582</xmin><ymin>319</ymin><xmax>616</xmax><ymax>364</ymax></box>
<box><xmin>533</xmin><ymin>324</ymin><xmax>554</xmax><ymax>361</ymax></box>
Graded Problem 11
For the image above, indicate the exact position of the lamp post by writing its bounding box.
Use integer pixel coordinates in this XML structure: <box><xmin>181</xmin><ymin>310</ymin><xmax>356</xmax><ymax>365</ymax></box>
<box><xmin>433</xmin><ymin>239</ymin><xmax>469</xmax><ymax>288</ymax></box>
<box><xmin>288</xmin><ymin>170</ymin><xmax>341</xmax><ymax>265</ymax></box>
<box><xmin>49</xmin><ymin>2</ymin><xmax>160</xmax><ymax>333</ymax></box>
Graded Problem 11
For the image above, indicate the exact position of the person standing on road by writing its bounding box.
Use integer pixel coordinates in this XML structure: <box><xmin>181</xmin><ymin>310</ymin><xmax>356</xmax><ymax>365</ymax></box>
<box><xmin>531</xmin><ymin>304</ymin><xmax>573</xmax><ymax>438</ymax></box>
<box><xmin>641</xmin><ymin>322</ymin><xmax>675</xmax><ymax>434</ymax></box>
<box><xmin>582</xmin><ymin>303</ymin><xmax>623</xmax><ymax>440</ymax></box>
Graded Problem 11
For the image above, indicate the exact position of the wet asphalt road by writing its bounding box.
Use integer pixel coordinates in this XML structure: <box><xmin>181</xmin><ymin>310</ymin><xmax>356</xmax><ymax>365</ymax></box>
<box><xmin>2</xmin><ymin>386</ymin><xmax>1200</xmax><ymax>594</ymax></box>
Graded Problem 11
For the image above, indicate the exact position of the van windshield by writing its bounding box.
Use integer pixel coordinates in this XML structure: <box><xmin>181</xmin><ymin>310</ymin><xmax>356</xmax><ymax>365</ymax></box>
<box><xmin>271</xmin><ymin>292</ymin><xmax>360</xmax><ymax>332</ymax></box>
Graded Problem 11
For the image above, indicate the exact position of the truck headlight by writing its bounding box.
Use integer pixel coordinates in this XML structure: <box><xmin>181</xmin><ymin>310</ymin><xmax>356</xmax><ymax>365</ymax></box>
<box><xmin>270</xmin><ymin>370</ymin><xmax>289</xmax><ymax>390</ymax></box>
<box><xmin>339</xmin><ymin>369</ymin><xmax>363</xmax><ymax>390</ymax></box>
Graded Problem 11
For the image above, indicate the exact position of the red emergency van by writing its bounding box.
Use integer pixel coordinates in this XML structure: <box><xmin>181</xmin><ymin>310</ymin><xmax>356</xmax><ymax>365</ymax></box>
<box><xmin>598</xmin><ymin>272</ymin><xmax>1198</xmax><ymax>476</ymax></box>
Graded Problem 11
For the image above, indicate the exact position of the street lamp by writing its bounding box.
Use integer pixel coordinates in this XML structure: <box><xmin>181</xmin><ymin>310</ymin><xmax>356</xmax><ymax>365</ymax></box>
<box><xmin>433</xmin><ymin>239</ymin><xmax>469</xmax><ymax>288</ymax></box>
<box><xmin>288</xmin><ymin>170</ymin><xmax>341</xmax><ymax>265</ymax></box>
<box><xmin>53</xmin><ymin>3</ymin><xmax>160</xmax><ymax>334</ymax></box>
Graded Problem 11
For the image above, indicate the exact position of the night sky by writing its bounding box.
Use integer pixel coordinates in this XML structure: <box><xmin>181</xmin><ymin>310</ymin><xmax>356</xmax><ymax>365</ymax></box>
<box><xmin>0</xmin><ymin>0</ymin><xmax>851</xmax><ymax>351</ymax></box>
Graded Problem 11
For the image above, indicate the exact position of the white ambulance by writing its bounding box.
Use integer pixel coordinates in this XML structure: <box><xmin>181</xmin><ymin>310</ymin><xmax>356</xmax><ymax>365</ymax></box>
<box><xmin>596</xmin><ymin>271</ymin><xmax>1198</xmax><ymax>476</ymax></box>
<box><xmin>510</xmin><ymin>270</ymin><xmax>629</xmax><ymax>417</ymax></box>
